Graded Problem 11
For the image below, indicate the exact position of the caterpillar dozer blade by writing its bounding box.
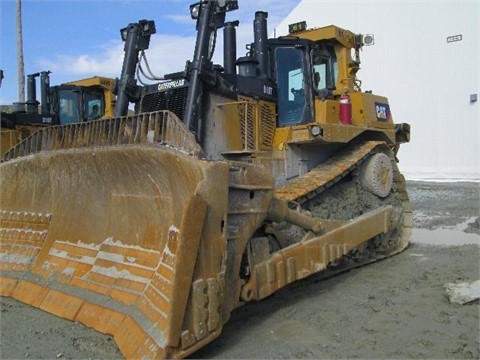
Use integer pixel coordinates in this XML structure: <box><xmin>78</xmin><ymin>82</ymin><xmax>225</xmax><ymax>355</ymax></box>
<box><xmin>0</xmin><ymin>114</ymin><xmax>234</xmax><ymax>358</ymax></box>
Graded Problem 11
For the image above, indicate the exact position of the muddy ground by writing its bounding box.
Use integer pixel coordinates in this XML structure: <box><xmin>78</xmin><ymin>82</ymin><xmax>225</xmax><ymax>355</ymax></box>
<box><xmin>1</xmin><ymin>181</ymin><xmax>479</xmax><ymax>359</ymax></box>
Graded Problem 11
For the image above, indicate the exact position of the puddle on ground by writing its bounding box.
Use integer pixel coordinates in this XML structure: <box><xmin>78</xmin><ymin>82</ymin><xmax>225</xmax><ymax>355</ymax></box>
<box><xmin>412</xmin><ymin>228</ymin><xmax>479</xmax><ymax>246</ymax></box>
<box><xmin>451</xmin><ymin>216</ymin><xmax>478</xmax><ymax>231</ymax></box>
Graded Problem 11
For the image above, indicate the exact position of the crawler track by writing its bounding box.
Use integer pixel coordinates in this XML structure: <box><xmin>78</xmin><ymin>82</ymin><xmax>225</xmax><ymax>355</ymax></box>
<box><xmin>273</xmin><ymin>140</ymin><xmax>412</xmax><ymax>265</ymax></box>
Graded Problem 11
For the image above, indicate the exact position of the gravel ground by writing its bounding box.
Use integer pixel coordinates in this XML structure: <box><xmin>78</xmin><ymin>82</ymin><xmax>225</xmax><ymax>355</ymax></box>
<box><xmin>1</xmin><ymin>180</ymin><xmax>479</xmax><ymax>359</ymax></box>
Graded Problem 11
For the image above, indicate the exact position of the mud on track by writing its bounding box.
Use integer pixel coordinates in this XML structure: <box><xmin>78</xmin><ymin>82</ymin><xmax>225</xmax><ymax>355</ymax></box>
<box><xmin>1</xmin><ymin>181</ymin><xmax>479</xmax><ymax>359</ymax></box>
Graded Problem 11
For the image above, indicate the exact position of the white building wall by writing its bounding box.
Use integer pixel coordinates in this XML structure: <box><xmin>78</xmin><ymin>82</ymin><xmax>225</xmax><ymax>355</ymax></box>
<box><xmin>275</xmin><ymin>1</ymin><xmax>479</xmax><ymax>180</ymax></box>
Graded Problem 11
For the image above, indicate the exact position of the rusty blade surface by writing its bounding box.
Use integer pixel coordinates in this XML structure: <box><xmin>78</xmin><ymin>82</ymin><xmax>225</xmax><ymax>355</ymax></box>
<box><xmin>0</xmin><ymin>144</ymin><xmax>229</xmax><ymax>359</ymax></box>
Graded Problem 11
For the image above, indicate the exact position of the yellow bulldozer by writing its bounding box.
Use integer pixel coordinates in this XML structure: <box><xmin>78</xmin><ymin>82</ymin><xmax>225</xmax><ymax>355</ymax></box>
<box><xmin>0</xmin><ymin>72</ymin><xmax>116</xmax><ymax>155</ymax></box>
<box><xmin>0</xmin><ymin>1</ymin><xmax>411</xmax><ymax>358</ymax></box>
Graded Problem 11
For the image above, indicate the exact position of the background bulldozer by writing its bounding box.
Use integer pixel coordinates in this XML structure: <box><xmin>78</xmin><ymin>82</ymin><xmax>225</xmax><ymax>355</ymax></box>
<box><xmin>0</xmin><ymin>1</ymin><xmax>411</xmax><ymax>358</ymax></box>
<box><xmin>0</xmin><ymin>72</ymin><xmax>116</xmax><ymax>156</ymax></box>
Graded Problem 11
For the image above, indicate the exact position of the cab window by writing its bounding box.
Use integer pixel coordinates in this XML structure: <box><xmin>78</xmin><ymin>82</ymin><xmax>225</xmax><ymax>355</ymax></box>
<box><xmin>274</xmin><ymin>47</ymin><xmax>307</xmax><ymax>126</ymax></box>
<box><xmin>312</xmin><ymin>47</ymin><xmax>338</xmax><ymax>97</ymax></box>
<box><xmin>85</xmin><ymin>93</ymin><xmax>104</xmax><ymax>120</ymax></box>
<box><xmin>58</xmin><ymin>90</ymin><xmax>80</xmax><ymax>125</ymax></box>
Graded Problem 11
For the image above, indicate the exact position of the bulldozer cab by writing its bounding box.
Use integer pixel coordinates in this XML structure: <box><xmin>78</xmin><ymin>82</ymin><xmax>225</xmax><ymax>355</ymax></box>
<box><xmin>271</xmin><ymin>24</ymin><xmax>360</xmax><ymax>128</ymax></box>
<box><xmin>268</xmin><ymin>23</ymin><xmax>406</xmax><ymax>146</ymax></box>
<box><xmin>51</xmin><ymin>84</ymin><xmax>105</xmax><ymax>124</ymax></box>
<box><xmin>51</xmin><ymin>76</ymin><xmax>116</xmax><ymax>124</ymax></box>
<box><xmin>65</xmin><ymin>76</ymin><xmax>116</xmax><ymax>119</ymax></box>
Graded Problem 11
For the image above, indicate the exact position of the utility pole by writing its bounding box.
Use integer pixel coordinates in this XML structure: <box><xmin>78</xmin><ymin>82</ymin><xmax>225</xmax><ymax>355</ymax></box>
<box><xmin>16</xmin><ymin>0</ymin><xmax>25</xmax><ymax>104</ymax></box>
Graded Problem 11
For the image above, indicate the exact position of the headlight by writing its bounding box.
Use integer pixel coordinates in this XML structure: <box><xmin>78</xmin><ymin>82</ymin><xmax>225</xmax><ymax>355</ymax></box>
<box><xmin>190</xmin><ymin>3</ymin><xmax>200</xmax><ymax>19</ymax></box>
<box><xmin>120</xmin><ymin>27</ymin><xmax>128</xmax><ymax>41</ymax></box>
<box><xmin>363</xmin><ymin>34</ymin><xmax>374</xmax><ymax>46</ymax></box>
<box><xmin>311</xmin><ymin>125</ymin><xmax>322</xmax><ymax>137</ymax></box>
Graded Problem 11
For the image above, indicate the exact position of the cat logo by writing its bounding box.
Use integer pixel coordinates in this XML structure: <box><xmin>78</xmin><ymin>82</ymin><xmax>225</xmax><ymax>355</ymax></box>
<box><xmin>374</xmin><ymin>102</ymin><xmax>391</xmax><ymax>122</ymax></box>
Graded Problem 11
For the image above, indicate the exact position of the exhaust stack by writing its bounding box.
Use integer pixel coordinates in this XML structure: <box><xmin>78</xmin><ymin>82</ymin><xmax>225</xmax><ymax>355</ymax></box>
<box><xmin>40</xmin><ymin>71</ymin><xmax>51</xmax><ymax>115</ymax></box>
<box><xmin>253</xmin><ymin>11</ymin><xmax>269</xmax><ymax>79</ymax></box>
<box><xmin>223</xmin><ymin>21</ymin><xmax>239</xmax><ymax>75</ymax></box>
<box><xmin>25</xmin><ymin>71</ymin><xmax>51</xmax><ymax>115</ymax></box>
<box><xmin>26</xmin><ymin>73</ymin><xmax>39</xmax><ymax>114</ymax></box>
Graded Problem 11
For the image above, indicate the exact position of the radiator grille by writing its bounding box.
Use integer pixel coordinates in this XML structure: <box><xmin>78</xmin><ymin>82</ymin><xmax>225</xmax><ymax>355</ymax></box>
<box><xmin>238</xmin><ymin>98</ymin><xmax>276</xmax><ymax>151</ymax></box>
<box><xmin>139</xmin><ymin>87</ymin><xmax>189</xmax><ymax>121</ymax></box>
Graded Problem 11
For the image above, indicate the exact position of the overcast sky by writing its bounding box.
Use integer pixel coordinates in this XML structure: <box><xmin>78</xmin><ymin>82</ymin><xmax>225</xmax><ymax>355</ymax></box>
<box><xmin>0</xmin><ymin>0</ymin><xmax>300</xmax><ymax>105</ymax></box>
